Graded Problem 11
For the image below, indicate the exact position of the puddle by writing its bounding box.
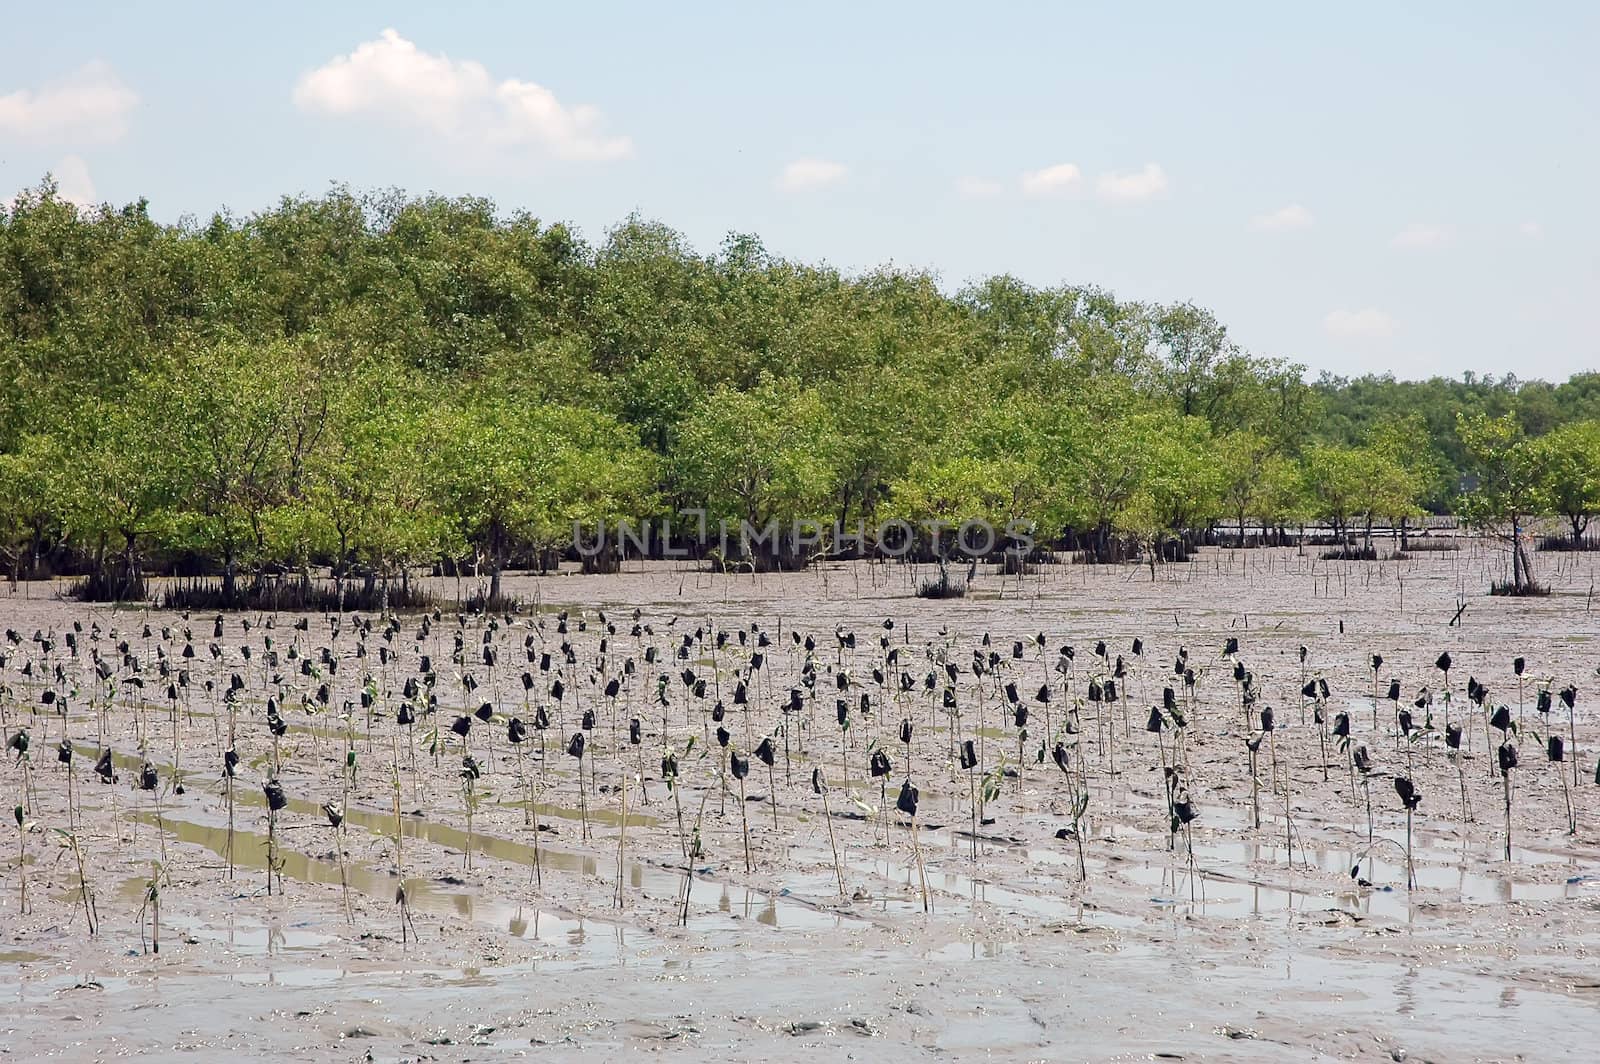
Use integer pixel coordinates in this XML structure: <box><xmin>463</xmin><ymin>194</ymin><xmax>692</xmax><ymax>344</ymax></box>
<box><xmin>1117</xmin><ymin>858</ymin><xmax>1374</xmax><ymax>919</ymax></box>
<box><xmin>1189</xmin><ymin>836</ymin><xmax>1587</xmax><ymax>906</ymax></box>
<box><xmin>185</xmin><ymin>921</ymin><xmax>341</xmax><ymax>954</ymax></box>
<box><xmin>121</xmin><ymin>807</ymin><xmax>640</xmax><ymax>958</ymax></box>
<box><xmin>920</xmin><ymin>939</ymin><xmax>1017</xmax><ymax>961</ymax></box>
<box><xmin>124</xmin><ymin>783</ymin><xmax>858</xmax><ymax>943</ymax></box>
<box><xmin>0</xmin><ymin>950</ymin><xmax>49</xmax><ymax>964</ymax></box>
<box><xmin>78</xmin><ymin>743</ymin><xmax>656</xmax><ymax>830</ymax></box>
<box><xmin>125</xmin><ymin>807</ymin><xmax>424</xmax><ymax>901</ymax></box>
<box><xmin>788</xmin><ymin>837</ymin><xmax>1108</xmax><ymax>926</ymax></box>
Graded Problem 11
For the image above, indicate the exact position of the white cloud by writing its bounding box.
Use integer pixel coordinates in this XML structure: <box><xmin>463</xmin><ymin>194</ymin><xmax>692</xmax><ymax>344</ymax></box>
<box><xmin>1250</xmin><ymin>204</ymin><xmax>1314</xmax><ymax>232</ymax></box>
<box><xmin>294</xmin><ymin>28</ymin><xmax>631</xmax><ymax>161</ymax></box>
<box><xmin>1323</xmin><ymin>308</ymin><xmax>1396</xmax><ymax>340</ymax></box>
<box><xmin>955</xmin><ymin>175</ymin><xmax>1003</xmax><ymax>200</ymax></box>
<box><xmin>54</xmin><ymin>155</ymin><xmax>96</xmax><ymax>209</ymax></box>
<box><xmin>1019</xmin><ymin>163</ymin><xmax>1080</xmax><ymax>197</ymax></box>
<box><xmin>1390</xmin><ymin>223</ymin><xmax>1453</xmax><ymax>249</ymax></box>
<box><xmin>1518</xmin><ymin>221</ymin><xmax>1543</xmax><ymax>238</ymax></box>
<box><xmin>777</xmin><ymin>157</ymin><xmax>846</xmax><ymax>192</ymax></box>
<box><xmin>1096</xmin><ymin>163</ymin><xmax>1168</xmax><ymax>203</ymax></box>
<box><xmin>0</xmin><ymin>61</ymin><xmax>137</xmax><ymax>144</ymax></box>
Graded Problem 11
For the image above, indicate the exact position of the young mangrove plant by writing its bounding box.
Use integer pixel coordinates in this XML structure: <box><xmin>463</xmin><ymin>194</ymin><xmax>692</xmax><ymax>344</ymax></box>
<box><xmin>13</xmin><ymin>803</ymin><xmax>30</xmax><ymax>915</ymax></box>
<box><xmin>1352</xmin><ymin>743</ymin><xmax>1375</xmax><ymax>881</ymax></box>
<box><xmin>320</xmin><ymin>799</ymin><xmax>352</xmax><ymax>921</ymax></box>
<box><xmin>755</xmin><ymin>735</ymin><xmax>778</xmax><ymax>830</ymax></box>
<box><xmin>1445</xmin><ymin>720</ymin><xmax>1471</xmax><ymax>825</ymax></box>
<box><xmin>730</xmin><ymin>746</ymin><xmax>753</xmax><ymax>873</ymax></box>
<box><xmin>960</xmin><ymin>737</ymin><xmax>980</xmax><ymax>861</ymax></box>
<box><xmin>55</xmin><ymin>828</ymin><xmax>97</xmax><ymax>934</ymax></box>
<box><xmin>460</xmin><ymin>755</ymin><xmax>482</xmax><ymax>870</ymax></box>
<box><xmin>1369</xmin><ymin>653</ymin><xmax>1383</xmax><ymax>729</ymax></box>
<box><xmin>567</xmin><ymin>731</ymin><xmax>589</xmax><ymax>841</ymax></box>
<box><xmin>1491</xmin><ymin>702</ymin><xmax>1518</xmax><ymax>860</ymax></box>
<box><xmin>263</xmin><ymin>777</ymin><xmax>287</xmax><ymax>895</ymax></box>
<box><xmin>1560</xmin><ymin>684</ymin><xmax>1579</xmax><ymax>793</ymax></box>
<box><xmin>811</xmin><ymin>766</ymin><xmax>846</xmax><ymax>897</ymax></box>
<box><xmin>137</xmin><ymin>860</ymin><xmax>170</xmax><ymax>955</ymax></box>
<box><xmin>1393</xmin><ymin>775</ymin><xmax>1421</xmax><ymax>888</ymax></box>
<box><xmin>896</xmin><ymin>779</ymin><xmax>931</xmax><ymax>913</ymax></box>
<box><xmin>614</xmin><ymin>771</ymin><xmax>631</xmax><ymax>909</ymax></box>
<box><xmin>1245</xmin><ymin>732</ymin><xmax>1264</xmax><ymax>830</ymax></box>
<box><xmin>1544</xmin><ymin>728</ymin><xmax>1576</xmax><ymax>834</ymax></box>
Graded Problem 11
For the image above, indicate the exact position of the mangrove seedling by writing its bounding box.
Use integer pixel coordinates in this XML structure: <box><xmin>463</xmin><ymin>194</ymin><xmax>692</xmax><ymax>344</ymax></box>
<box><xmin>13</xmin><ymin>804</ymin><xmax>29</xmax><ymax>915</ymax></box>
<box><xmin>1369</xmin><ymin>653</ymin><xmax>1383</xmax><ymax>728</ymax></box>
<box><xmin>568</xmin><ymin>732</ymin><xmax>589</xmax><ymax>840</ymax></box>
<box><xmin>1560</xmin><ymin>684</ymin><xmax>1579</xmax><ymax>792</ymax></box>
<box><xmin>1393</xmin><ymin>776</ymin><xmax>1421</xmax><ymax>888</ymax></box>
<box><xmin>54</xmin><ymin>828</ymin><xmax>97</xmax><ymax>935</ymax></box>
<box><xmin>1546</xmin><ymin>731</ymin><xmax>1576</xmax><ymax>834</ymax></box>
<box><xmin>1352</xmin><ymin>744</ymin><xmax>1375</xmax><ymax>879</ymax></box>
<box><xmin>1445</xmin><ymin>723</ymin><xmax>1471</xmax><ymax>824</ymax></box>
<box><xmin>508</xmin><ymin>716</ymin><xmax>530</xmax><ymax>824</ymax></box>
<box><xmin>959</xmin><ymin>737</ymin><xmax>979</xmax><ymax>860</ymax></box>
<box><xmin>662</xmin><ymin>747</ymin><xmax>688</xmax><ymax>858</ymax></box>
<box><xmin>730</xmin><ymin>748</ymin><xmax>752</xmax><ymax>873</ymax></box>
<box><xmin>263</xmin><ymin>778</ymin><xmax>287</xmax><ymax>895</ymax></box>
<box><xmin>136</xmin><ymin>861</ymin><xmax>166</xmax><ymax>955</ymax></box>
<box><xmin>896</xmin><ymin>780</ymin><xmax>931</xmax><ymax>913</ymax></box>
<box><xmin>321</xmin><ymin>799</ymin><xmax>352</xmax><ymax>920</ymax></box>
<box><xmin>1245</xmin><ymin>733</ymin><xmax>1264</xmax><ymax>829</ymax></box>
<box><xmin>1497</xmin><ymin>740</ymin><xmax>1519</xmax><ymax>861</ymax></box>
<box><xmin>460</xmin><ymin>755</ymin><xmax>482</xmax><ymax>870</ymax></box>
<box><xmin>811</xmin><ymin>766</ymin><xmax>846</xmax><ymax>896</ymax></box>
<box><xmin>628</xmin><ymin>717</ymin><xmax>647</xmax><ymax>804</ymax></box>
<box><xmin>755</xmin><ymin>736</ymin><xmax>778</xmax><ymax>829</ymax></box>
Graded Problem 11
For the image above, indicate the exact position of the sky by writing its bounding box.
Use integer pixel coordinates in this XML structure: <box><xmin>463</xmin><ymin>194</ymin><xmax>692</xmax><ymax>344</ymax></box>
<box><xmin>1</xmin><ymin>2</ymin><xmax>1595</xmax><ymax>382</ymax></box>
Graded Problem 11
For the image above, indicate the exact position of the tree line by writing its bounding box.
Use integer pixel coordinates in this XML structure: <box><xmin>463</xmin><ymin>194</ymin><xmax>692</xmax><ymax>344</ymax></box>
<box><xmin>1</xmin><ymin>179</ymin><xmax>1596</xmax><ymax>600</ymax></box>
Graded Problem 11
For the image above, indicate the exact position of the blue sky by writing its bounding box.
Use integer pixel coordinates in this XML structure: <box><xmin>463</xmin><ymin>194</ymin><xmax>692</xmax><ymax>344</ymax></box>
<box><xmin>2</xmin><ymin>2</ymin><xmax>1595</xmax><ymax>381</ymax></box>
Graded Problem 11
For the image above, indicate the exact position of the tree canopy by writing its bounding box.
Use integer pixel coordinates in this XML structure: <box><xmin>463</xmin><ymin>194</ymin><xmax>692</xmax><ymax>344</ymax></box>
<box><xmin>1</xmin><ymin>178</ymin><xmax>1594</xmax><ymax>594</ymax></box>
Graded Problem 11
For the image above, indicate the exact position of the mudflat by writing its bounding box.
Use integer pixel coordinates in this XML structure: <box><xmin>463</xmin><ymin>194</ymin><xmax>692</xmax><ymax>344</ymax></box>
<box><xmin>3</xmin><ymin>545</ymin><xmax>1598</xmax><ymax>1062</ymax></box>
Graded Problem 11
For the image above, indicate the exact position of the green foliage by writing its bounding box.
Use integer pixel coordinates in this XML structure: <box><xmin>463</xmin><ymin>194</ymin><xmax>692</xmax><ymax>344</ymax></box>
<box><xmin>1457</xmin><ymin>413</ymin><xmax>1545</xmax><ymax>590</ymax></box>
<box><xmin>1300</xmin><ymin>443</ymin><xmax>1421</xmax><ymax>545</ymax></box>
<box><xmin>0</xmin><ymin>177</ymin><xmax>1592</xmax><ymax>592</ymax></box>
<box><xmin>1457</xmin><ymin>413</ymin><xmax>1546</xmax><ymax>525</ymax></box>
<box><xmin>427</xmin><ymin>396</ymin><xmax>656</xmax><ymax>588</ymax></box>
<box><xmin>673</xmin><ymin>377</ymin><xmax>839</xmax><ymax>535</ymax></box>
<box><xmin>1532</xmin><ymin>420</ymin><xmax>1600</xmax><ymax>542</ymax></box>
<box><xmin>0</xmin><ymin>436</ymin><xmax>51</xmax><ymax>579</ymax></box>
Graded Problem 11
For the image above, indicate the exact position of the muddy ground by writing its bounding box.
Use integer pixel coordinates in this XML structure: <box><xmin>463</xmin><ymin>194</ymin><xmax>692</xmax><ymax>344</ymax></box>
<box><xmin>2</xmin><ymin>543</ymin><xmax>1599</xmax><ymax>1062</ymax></box>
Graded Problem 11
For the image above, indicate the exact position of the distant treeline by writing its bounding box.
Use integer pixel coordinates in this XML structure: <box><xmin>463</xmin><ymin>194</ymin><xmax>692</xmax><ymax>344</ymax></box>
<box><xmin>1</xmin><ymin>179</ymin><xmax>1595</xmax><ymax>599</ymax></box>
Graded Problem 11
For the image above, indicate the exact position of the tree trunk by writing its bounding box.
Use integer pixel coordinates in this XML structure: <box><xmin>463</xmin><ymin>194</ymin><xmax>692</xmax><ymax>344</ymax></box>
<box><xmin>487</xmin><ymin>520</ymin><xmax>506</xmax><ymax>604</ymax></box>
<box><xmin>335</xmin><ymin>533</ymin><xmax>348</xmax><ymax>613</ymax></box>
<box><xmin>1515</xmin><ymin>522</ymin><xmax>1535</xmax><ymax>592</ymax></box>
<box><xmin>1512</xmin><ymin>518</ymin><xmax>1524</xmax><ymax>591</ymax></box>
<box><xmin>120</xmin><ymin>530</ymin><xmax>142</xmax><ymax>601</ymax></box>
<box><xmin>837</xmin><ymin>483</ymin><xmax>854</xmax><ymax>548</ymax></box>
